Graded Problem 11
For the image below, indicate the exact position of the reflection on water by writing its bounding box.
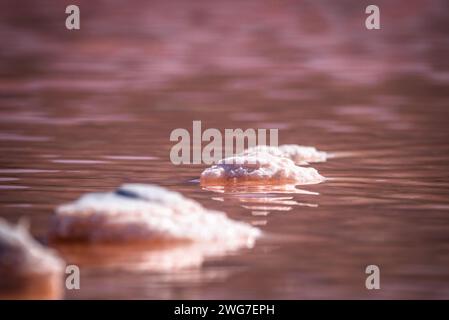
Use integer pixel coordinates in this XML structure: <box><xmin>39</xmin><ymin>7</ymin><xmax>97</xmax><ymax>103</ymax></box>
<box><xmin>203</xmin><ymin>184</ymin><xmax>319</xmax><ymax>215</ymax></box>
<box><xmin>1</xmin><ymin>0</ymin><xmax>449</xmax><ymax>299</ymax></box>
<box><xmin>53</xmin><ymin>241</ymin><xmax>256</xmax><ymax>273</ymax></box>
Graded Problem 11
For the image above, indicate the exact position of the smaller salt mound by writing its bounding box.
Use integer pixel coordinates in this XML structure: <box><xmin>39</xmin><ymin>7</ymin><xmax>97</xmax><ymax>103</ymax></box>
<box><xmin>50</xmin><ymin>184</ymin><xmax>260</xmax><ymax>246</ymax></box>
<box><xmin>200</xmin><ymin>153</ymin><xmax>325</xmax><ymax>186</ymax></box>
<box><xmin>242</xmin><ymin>144</ymin><xmax>327</xmax><ymax>164</ymax></box>
<box><xmin>0</xmin><ymin>219</ymin><xmax>64</xmax><ymax>299</ymax></box>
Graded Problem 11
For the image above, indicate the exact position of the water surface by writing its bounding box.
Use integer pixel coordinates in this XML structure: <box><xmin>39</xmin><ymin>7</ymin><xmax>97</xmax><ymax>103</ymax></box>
<box><xmin>1</xmin><ymin>0</ymin><xmax>449</xmax><ymax>299</ymax></box>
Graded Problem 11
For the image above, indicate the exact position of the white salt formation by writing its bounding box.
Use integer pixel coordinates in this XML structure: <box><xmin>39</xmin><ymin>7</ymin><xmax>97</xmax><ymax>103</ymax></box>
<box><xmin>0</xmin><ymin>219</ymin><xmax>65</xmax><ymax>299</ymax></box>
<box><xmin>242</xmin><ymin>144</ymin><xmax>327</xmax><ymax>164</ymax></box>
<box><xmin>50</xmin><ymin>184</ymin><xmax>260</xmax><ymax>247</ymax></box>
<box><xmin>200</xmin><ymin>153</ymin><xmax>324</xmax><ymax>186</ymax></box>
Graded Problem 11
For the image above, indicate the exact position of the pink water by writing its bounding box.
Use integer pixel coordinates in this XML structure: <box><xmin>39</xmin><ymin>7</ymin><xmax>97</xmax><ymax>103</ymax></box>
<box><xmin>1</xmin><ymin>0</ymin><xmax>449</xmax><ymax>299</ymax></box>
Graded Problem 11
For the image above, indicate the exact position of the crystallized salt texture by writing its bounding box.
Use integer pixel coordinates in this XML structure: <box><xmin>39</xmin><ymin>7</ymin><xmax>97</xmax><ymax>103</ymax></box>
<box><xmin>200</xmin><ymin>153</ymin><xmax>325</xmax><ymax>186</ymax></box>
<box><xmin>0</xmin><ymin>219</ymin><xmax>64</xmax><ymax>299</ymax></box>
<box><xmin>278</xmin><ymin>144</ymin><xmax>327</xmax><ymax>164</ymax></box>
<box><xmin>50</xmin><ymin>184</ymin><xmax>261</xmax><ymax>246</ymax></box>
<box><xmin>242</xmin><ymin>144</ymin><xmax>327</xmax><ymax>164</ymax></box>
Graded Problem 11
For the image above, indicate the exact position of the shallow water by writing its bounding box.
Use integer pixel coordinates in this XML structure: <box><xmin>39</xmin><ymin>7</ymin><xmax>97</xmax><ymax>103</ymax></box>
<box><xmin>1</xmin><ymin>0</ymin><xmax>449</xmax><ymax>299</ymax></box>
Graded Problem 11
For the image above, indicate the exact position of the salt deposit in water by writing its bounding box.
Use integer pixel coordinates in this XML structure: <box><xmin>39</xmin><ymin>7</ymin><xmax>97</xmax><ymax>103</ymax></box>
<box><xmin>200</xmin><ymin>152</ymin><xmax>325</xmax><ymax>186</ymax></box>
<box><xmin>242</xmin><ymin>144</ymin><xmax>327</xmax><ymax>164</ymax></box>
<box><xmin>0</xmin><ymin>219</ymin><xmax>64</xmax><ymax>299</ymax></box>
<box><xmin>50</xmin><ymin>184</ymin><xmax>260</xmax><ymax>247</ymax></box>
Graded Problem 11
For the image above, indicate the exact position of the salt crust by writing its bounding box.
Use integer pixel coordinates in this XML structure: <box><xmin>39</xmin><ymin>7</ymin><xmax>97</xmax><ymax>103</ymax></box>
<box><xmin>0</xmin><ymin>219</ymin><xmax>64</xmax><ymax>275</ymax></box>
<box><xmin>51</xmin><ymin>184</ymin><xmax>261</xmax><ymax>246</ymax></box>
<box><xmin>200</xmin><ymin>152</ymin><xmax>325</xmax><ymax>186</ymax></box>
<box><xmin>242</xmin><ymin>144</ymin><xmax>327</xmax><ymax>164</ymax></box>
<box><xmin>0</xmin><ymin>219</ymin><xmax>64</xmax><ymax>298</ymax></box>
